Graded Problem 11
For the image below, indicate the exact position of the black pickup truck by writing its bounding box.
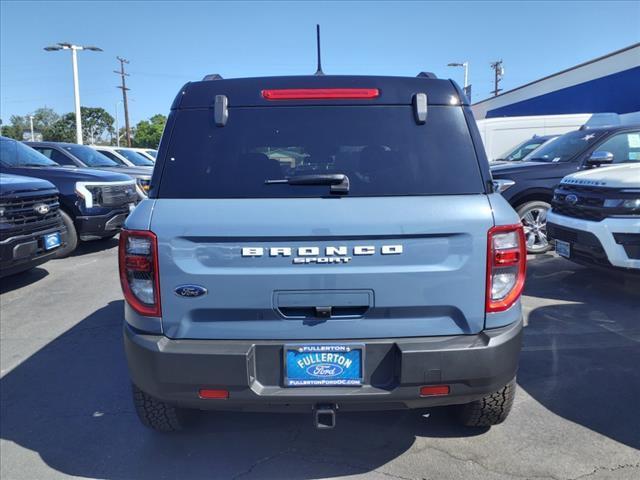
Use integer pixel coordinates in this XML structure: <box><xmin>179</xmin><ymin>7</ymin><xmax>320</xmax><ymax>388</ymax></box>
<box><xmin>0</xmin><ymin>173</ymin><xmax>67</xmax><ymax>277</ymax></box>
<box><xmin>1</xmin><ymin>137</ymin><xmax>138</xmax><ymax>257</ymax></box>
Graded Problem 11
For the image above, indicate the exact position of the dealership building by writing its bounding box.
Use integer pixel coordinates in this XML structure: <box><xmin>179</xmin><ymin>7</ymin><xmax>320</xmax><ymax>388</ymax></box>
<box><xmin>472</xmin><ymin>43</ymin><xmax>640</xmax><ymax>120</ymax></box>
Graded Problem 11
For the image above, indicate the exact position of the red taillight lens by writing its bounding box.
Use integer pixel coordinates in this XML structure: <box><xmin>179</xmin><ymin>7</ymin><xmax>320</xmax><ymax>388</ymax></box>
<box><xmin>486</xmin><ymin>224</ymin><xmax>526</xmax><ymax>313</ymax></box>
<box><xmin>119</xmin><ymin>229</ymin><xmax>161</xmax><ymax>317</ymax></box>
<box><xmin>261</xmin><ymin>88</ymin><xmax>379</xmax><ymax>100</ymax></box>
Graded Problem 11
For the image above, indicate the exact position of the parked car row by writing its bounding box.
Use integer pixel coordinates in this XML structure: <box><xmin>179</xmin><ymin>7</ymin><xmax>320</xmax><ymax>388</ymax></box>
<box><xmin>0</xmin><ymin>138</ymin><xmax>152</xmax><ymax>274</ymax></box>
<box><xmin>491</xmin><ymin>125</ymin><xmax>640</xmax><ymax>256</ymax></box>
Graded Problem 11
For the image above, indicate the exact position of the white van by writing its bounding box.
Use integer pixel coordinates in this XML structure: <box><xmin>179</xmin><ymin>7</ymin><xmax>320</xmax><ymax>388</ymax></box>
<box><xmin>547</xmin><ymin>162</ymin><xmax>640</xmax><ymax>271</ymax></box>
<box><xmin>476</xmin><ymin>113</ymin><xmax>593</xmax><ymax>161</ymax></box>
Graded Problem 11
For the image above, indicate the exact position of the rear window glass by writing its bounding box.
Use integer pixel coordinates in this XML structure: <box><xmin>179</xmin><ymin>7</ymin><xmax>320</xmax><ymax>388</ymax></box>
<box><xmin>158</xmin><ymin>106</ymin><xmax>484</xmax><ymax>198</ymax></box>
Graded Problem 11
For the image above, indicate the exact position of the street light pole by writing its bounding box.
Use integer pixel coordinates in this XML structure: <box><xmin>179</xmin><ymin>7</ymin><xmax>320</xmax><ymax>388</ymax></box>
<box><xmin>29</xmin><ymin>116</ymin><xmax>35</xmax><ymax>141</ymax></box>
<box><xmin>70</xmin><ymin>47</ymin><xmax>82</xmax><ymax>144</ymax></box>
<box><xmin>44</xmin><ymin>43</ymin><xmax>102</xmax><ymax>145</ymax></box>
<box><xmin>462</xmin><ymin>62</ymin><xmax>469</xmax><ymax>91</ymax></box>
<box><xmin>447</xmin><ymin>61</ymin><xmax>471</xmax><ymax>101</ymax></box>
<box><xmin>115</xmin><ymin>101</ymin><xmax>122</xmax><ymax>147</ymax></box>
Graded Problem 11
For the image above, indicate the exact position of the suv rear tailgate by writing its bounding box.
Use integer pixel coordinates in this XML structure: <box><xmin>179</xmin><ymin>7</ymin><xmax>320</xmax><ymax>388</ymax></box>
<box><xmin>151</xmin><ymin>195</ymin><xmax>492</xmax><ymax>340</ymax></box>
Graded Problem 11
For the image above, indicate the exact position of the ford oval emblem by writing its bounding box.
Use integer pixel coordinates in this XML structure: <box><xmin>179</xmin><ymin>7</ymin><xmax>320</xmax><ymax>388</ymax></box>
<box><xmin>174</xmin><ymin>285</ymin><xmax>208</xmax><ymax>298</ymax></box>
<box><xmin>565</xmin><ymin>194</ymin><xmax>578</xmax><ymax>205</ymax></box>
<box><xmin>33</xmin><ymin>203</ymin><xmax>50</xmax><ymax>215</ymax></box>
<box><xmin>306</xmin><ymin>364</ymin><xmax>344</xmax><ymax>377</ymax></box>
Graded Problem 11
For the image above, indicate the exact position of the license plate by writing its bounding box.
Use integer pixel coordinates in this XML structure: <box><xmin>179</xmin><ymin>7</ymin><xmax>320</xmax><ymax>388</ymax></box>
<box><xmin>43</xmin><ymin>232</ymin><xmax>61</xmax><ymax>251</ymax></box>
<box><xmin>556</xmin><ymin>239</ymin><xmax>570</xmax><ymax>258</ymax></box>
<box><xmin>284</xmin><ymin>344</ymin><xmax>363</xmax><ymax>387</ymax></box>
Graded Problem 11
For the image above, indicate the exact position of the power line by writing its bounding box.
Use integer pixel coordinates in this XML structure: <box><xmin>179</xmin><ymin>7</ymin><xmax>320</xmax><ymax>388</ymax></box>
<box><xmin>114</xmin><ymin>57</ymin><xmax>132</xmax><ymax>147</ymax></box>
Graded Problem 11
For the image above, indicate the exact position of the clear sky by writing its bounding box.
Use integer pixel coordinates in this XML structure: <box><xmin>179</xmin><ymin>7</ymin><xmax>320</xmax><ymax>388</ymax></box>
<box><xmin>1</xmin><ymin>1</ymin><xmax>639</xmax><ymax>125</ymax></box>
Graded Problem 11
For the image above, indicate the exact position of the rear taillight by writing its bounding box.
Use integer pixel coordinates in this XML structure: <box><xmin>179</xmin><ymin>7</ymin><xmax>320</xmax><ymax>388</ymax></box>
<box><xmin>486</xmin><ymin>224</ymin><xmax>526</xmax><ymax>313</ymax></box>
<box><xmin>119</xmin><ymin>229</ymin><xmax>161</xmax><ymax>317</ymax></box>
<box><xmin>261</xmin><ymin>88</ymin><xmax>379</xmax><ymax>100</ymax></box>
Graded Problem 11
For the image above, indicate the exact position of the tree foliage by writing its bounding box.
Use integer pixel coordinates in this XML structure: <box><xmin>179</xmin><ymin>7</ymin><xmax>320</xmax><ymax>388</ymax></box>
<box><xmin>0</xmin><ymin>108</ymin><xmax>62</xmax><ymax>140</ymax></box>
<box><xmin>2</xmin><ymin>107</ymin><xmax>165</xmax><ymax>147</ymax></box>
<box><xmin>1</xmin><ymin>106</ymin><xmax>113</xmax><ymax>143</ymax></box>
<box><xmin>45</xmin><ymin>113</ymin><xmax>77</xmax><ymax>142</ymax></box>
<box><xmin>132</xmin><ymin>114</ymin><xmax>166</xmax><ymax>148</ymax></box>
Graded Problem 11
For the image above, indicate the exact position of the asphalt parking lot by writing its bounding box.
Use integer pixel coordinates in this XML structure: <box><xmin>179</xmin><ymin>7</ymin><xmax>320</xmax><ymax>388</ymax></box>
<box><xmin>1</xmin><ymin>239</ymin><xmax>639</xmax><ymax>480</ymax></box>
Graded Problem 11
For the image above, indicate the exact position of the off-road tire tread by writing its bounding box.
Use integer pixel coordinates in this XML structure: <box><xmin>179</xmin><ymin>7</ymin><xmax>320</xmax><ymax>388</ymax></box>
<box><xmin>458</xmin><ymin>378</ymin><xmax>516</xmax><ymax>427</ymax></box>
<box><xmin>132</xmin><ymin>384</ymin><xmax>186</xmax><ymax>432</ymax></box>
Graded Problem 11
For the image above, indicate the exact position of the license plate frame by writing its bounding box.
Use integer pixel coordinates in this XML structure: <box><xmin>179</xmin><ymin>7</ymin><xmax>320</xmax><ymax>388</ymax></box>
<box><xmin>43</xmin><ymin>232</ymin><xmax>61</xmax><ymax>251</ymax></box>
<box><xmin>283</xmin><ymin>344</ymin><xmax>364</xmax><ymax>387</ymax></box>
<box><xmin>556</xmin><ymin>239</ymin><xmax>571</xmax><ymax>258</ymax></box>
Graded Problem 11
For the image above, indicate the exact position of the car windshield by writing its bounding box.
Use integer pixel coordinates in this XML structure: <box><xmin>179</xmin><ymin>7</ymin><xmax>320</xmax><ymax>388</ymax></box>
<box><xmin>158</xmin><ymin>105</ymin><xmax>485</xmax><ymax>198</ymax></box>
<box><xmin>0</xmin><ymin>138</ymin><xmax>60</xmax><ymax>167</ymax></box>
<box><xmin>499</xmin><ymin>138</ymin><xmax>548</xmax><ymax>162</ymax></box>
<box><xmin>64</xmin><ymin>145</ymin><xmax>119</xmax><ymax>167</ymax></box>
<box><xmin>116</xmin><ymin>149</ymin><xmax>154</xmax><ymax>166</ymax></box>
<box><xmin>523</xmin><ymin>130</ymin><xmax>603</xmax><ymax>163</ymax></box>
<box><xmin>145</xmin><ymin>149</ymin><xmax>157</xmax><ymax>158</ymax></box>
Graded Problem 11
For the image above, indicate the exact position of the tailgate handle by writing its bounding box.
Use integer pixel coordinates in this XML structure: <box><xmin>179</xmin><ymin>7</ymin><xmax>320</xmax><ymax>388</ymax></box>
<box><xmin>275</xmin><ymin>290</ymin><xmax>373</xmax><ymax>320</ymax></box>
<box><xmin>277</xmin><ymin>305</ymin><xmax>369</xmax><ymax>319</ymax></box>
<box><xmin>315</xmin><ymin>306</ymin><xmax>332</xmax><ymax>319</ymax></box>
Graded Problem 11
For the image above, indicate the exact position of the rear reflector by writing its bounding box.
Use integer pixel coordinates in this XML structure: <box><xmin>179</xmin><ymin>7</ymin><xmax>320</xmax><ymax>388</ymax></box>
<box><xmin>419</xmin><ymin>385</ymin><xmax>450</xmax><ymax>397</ymax></box>
<box><xmin>261</xmin><ymin>88</ymin><xmax>379</xmax><ymax>100</ymax></box>
<box><xmin>198</xmin><ymin>389</ymin><xmax>229</xmax><ymax>400</ymax></box>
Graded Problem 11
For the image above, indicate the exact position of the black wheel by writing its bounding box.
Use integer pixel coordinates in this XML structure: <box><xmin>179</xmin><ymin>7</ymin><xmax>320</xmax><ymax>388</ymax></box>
<box><xmin>458</xmin><ymin>378</ymin><xmax>516</xmax><ymax>427</ymax></box>
<box><xmin>132</xmin><ymin>384</ymin><xmax>193</xmax><ymax>432</ymax></box>
<box><xmin>517</xmin><ymin>201</ymin><xmax>551</xmax><ymax>254</ymax></box>
<box><xmin>56</xmin><ymin>210</ymin><xmax>78</xmax><ymax>258</ymax></box>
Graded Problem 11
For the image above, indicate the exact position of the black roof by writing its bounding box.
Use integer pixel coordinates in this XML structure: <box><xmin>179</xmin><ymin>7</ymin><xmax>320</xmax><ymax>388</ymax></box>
<box><xmin>171</xmin><ymin>75</ymin><xmax>466</xmax><ymax>110</ymax></box>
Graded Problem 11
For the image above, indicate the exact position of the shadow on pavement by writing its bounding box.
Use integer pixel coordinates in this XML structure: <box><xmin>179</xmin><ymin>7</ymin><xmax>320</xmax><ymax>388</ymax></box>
<box><xmin>0</xmin><ymin>267</ymin><xmax>49</xmax><ymax>294</ymax></box>
<box><xmin>72</xmin><ymin>236</ymin><xmax>119</xmax><ymax>257</ymax></box>
<box><xmin>518</xmin><ymin>256</ymin><xmax>640</xmax><ymax>450</ymax></box>
<box><xmin>0</xmin><ymin>301</ymin><xmax>482</xmax><ymax>480</ymax></box>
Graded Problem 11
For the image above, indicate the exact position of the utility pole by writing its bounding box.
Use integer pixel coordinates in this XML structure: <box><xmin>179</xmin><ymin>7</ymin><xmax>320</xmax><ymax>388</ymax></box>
<box><xmin>115</xmin><ymin>57</ymin><xmax>132</xmax><ymax>147</ymax></box>
<box><xmin>490</xmin><ymin>60</ymin><xmax>504</xmax><ymax>97</ymax></box>
<box><xmin>29</xmin><ymin>115</ymin><xmax>35</xmax><ymax>141</ymax></box>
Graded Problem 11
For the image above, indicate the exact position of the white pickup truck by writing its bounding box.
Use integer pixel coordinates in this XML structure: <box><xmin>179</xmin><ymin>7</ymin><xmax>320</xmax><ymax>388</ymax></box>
<box><xmin>547</xmin><ymin>162</ymin><xmax>640</xmax><ymax>271</ymax></box>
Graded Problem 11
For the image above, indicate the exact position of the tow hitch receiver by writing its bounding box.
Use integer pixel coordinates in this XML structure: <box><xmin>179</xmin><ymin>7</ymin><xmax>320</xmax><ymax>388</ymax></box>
<box><xmin>314</xmin><ymin>404</ymin><xmax>337</xmax><ymax>429</ymax></box>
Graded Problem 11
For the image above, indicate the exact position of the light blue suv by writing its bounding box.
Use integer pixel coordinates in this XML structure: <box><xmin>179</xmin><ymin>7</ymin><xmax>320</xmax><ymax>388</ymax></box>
<box><xmin>119</xmin><ymin>74</ymin><xmax>526</xmax><ymax>431</ymax></box>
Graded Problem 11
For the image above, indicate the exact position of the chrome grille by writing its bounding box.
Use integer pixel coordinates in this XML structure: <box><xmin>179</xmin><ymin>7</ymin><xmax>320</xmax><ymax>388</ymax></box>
<box><xmin>0</xmin><ymin>192</ymin><xmax>61</xmax><ymax>238</ymax></box>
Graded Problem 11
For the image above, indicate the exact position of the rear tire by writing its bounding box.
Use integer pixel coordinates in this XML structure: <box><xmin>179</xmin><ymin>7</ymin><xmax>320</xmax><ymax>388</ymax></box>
<box><xmin>132</xmin><ymin>384</ymin><xmax>192</xmax><ymax>432</ymax></box>
<box><xmin>56</xmin><ymin>210</ymin><xmax>78</xmax><ymax>258</ymax></box>
<box><xmin>517</xmin><ymin>201</ymin><xmax>551</xmax><ymax>254</ymax></box>
<box><xmin>458</xmin><ymin>378</ymin><xmax>516</xmax><ymax>427</ymax></box>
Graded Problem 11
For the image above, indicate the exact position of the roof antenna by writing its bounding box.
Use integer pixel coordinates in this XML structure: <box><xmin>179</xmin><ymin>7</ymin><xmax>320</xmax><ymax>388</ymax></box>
<box><xmin>314</xmin><ymin>24</ymin><xmax>324</xmax><ymax>75</ymax></box>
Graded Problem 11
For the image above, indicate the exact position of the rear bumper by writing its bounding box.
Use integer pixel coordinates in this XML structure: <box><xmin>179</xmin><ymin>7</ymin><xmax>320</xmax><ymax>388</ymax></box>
<box><xmin>0</xmin><ymin>226</ymin><xmax>67</xmax><ymax>277</ymax></box>
<box><xmin>124</xmin><ymin>318</ymin><xmax>523</xmax><ymax>412</ymax></box>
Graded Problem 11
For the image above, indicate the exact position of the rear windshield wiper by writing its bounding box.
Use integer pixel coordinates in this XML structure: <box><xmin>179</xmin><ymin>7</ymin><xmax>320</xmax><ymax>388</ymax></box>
<box><xmin>265</xmin><ymin>174</ymin><xmax>350</xmax><ymax>194</ymax></box>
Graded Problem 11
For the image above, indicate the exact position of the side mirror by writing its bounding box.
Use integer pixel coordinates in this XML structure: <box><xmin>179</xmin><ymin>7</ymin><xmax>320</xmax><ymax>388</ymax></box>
<box><xmin>587</xmin><ymin>151</ymin><xmax>614</xmax><ymax>166</ymax></box>
<box><xmin>492</xmin><ymin>179</ymin><xmax>515</xmax><ymax>193</ymax></box>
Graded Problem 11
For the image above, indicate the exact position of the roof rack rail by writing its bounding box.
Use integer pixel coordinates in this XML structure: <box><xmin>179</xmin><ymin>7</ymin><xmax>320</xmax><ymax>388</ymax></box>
<box><xmin>416</xmin><ymin>72</ymin><xmax>437</xmax><ymax>79</ymax></box>
<box><xmin>202</xmin><ymin>74</ymin><xmax>223</xmax><ymax>81</ymax></box>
